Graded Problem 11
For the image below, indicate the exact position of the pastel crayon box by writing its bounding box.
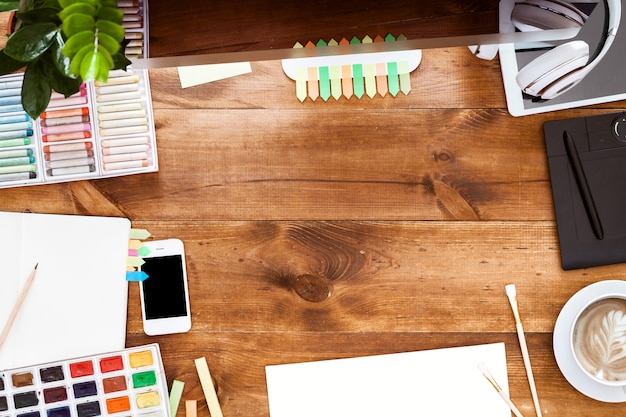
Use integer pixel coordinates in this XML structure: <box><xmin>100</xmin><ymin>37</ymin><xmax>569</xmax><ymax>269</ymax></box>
<box><xmin>0</xmin><ymin>0</ymin><xmax>155</xmax><ymax>189</ymax></box>
<box><xmin>0</xmin><ymin>344</ymin><xmax>170</xmax><ymax>417</ymax></box>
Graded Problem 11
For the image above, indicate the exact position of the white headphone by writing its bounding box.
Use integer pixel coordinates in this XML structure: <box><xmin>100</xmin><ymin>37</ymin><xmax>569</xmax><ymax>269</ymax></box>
<box><xmin>513</xmin><ymin>0</ymin><xmax>621</xmax><ymax>100</ymax></box>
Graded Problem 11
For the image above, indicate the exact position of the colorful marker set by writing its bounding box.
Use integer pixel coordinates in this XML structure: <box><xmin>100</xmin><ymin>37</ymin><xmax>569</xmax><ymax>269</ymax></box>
<box><xmin>120</xmin><ymin>0</ymin><xmax>148</xmax><ymax>59</ymax></box>
<box><xmin>281</xmin><ymin>34</ymin><xmax>422</xmax><ymax>102</ymax></box>
<box><xmin>0</xmin><ymin>68</ymin><xmax>157</xmax><ymax>189</ymax></box>
<box><xmin>0</xmin><ymin>344</ymin><xmax>169</xmax><ymax>417</ymax></box>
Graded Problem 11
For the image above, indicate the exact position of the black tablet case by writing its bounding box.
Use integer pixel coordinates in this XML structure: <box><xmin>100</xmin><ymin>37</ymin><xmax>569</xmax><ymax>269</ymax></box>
<box><xmin>544</xmin><ymin>111</ymin><xmax>626</xmax><ymax>270</ymax></box>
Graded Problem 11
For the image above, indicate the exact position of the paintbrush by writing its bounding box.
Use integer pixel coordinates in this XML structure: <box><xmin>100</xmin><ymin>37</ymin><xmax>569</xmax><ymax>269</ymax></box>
<box><xmin>0</xmin><ymin>263</ymin><xmax>38</xmax><ymax>349</ymax></box>
<box><xmin>478</xmin><ymin>362</ymin><xmax>525</xmax><ymax>417</ymax></box>
<box><xmin>505</xmin><ymin>284</ymin><xmax>542</xmax><ymax>417</ymax></box>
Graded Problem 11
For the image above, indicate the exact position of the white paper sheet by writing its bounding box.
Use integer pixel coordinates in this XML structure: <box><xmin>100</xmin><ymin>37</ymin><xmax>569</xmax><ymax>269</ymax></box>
<box><xmin>266</xmin><ymin>342</ymin><xmax>510</xmax><ymax>417</ymax></box>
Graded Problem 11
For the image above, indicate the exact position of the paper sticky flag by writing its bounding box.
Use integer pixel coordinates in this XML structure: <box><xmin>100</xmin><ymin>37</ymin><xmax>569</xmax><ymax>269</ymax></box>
<box><xmin>129</xmin><ymin>228</ymin><xmax>151</xmax><ymax>240</ymax></box>
<box><xmin>126</xmin><ymin>270</ymin><xmax>149</xmax><ymax>282</ymax></box>
<box><xmin>282</xmin><ymin>34</ymin><xmax>421</xmax><ymax>102</ymax></box>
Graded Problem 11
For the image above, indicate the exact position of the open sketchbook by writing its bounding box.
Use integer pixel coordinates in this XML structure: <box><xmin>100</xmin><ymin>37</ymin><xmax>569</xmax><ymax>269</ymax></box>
<box><xmin>266</xmin><ymin>342</ymin><xmax>509</xmax><ymax>417</ymax></box>
<box><xmin>0</xmin><ymin>212</ymin><xmax>130</xmax><ymax>370</ymax></box>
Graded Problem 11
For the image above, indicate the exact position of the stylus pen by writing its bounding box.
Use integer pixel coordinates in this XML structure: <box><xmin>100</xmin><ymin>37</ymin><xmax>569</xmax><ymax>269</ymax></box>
<box><xmin>563</xmin><ymin>130</ymin><xmax>604</xmax><ymax>240</ymax></box>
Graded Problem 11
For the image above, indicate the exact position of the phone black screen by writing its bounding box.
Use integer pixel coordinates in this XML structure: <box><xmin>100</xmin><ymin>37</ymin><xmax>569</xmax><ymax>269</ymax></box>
<box><xmin>141</xmin><ymin>255</ymin><xmax>188</xmax><ymax>319</ymax></box>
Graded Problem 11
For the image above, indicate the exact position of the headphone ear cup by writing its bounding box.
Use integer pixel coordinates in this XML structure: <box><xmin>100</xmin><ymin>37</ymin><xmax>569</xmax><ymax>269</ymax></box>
<box><xmin>511</xmin><ymin>0</ymin><xmax>587</xmax><ymax>31</ymax></box>
<box><xmin>516</xmin><ymin>40</ymin><xmax>590</xmax><ymax>99</ymax></box>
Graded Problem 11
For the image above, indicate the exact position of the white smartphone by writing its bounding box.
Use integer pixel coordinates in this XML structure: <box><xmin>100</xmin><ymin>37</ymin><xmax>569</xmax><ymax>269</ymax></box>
<box><xmin>139</xmin><ymin>238</ymin><xmax>192</xmax><ymax>336</ymax></box>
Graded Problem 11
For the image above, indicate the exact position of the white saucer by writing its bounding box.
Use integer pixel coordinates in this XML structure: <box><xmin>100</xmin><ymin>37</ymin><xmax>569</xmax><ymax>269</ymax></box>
<box><xmin>553</xmin><ymin>280</ymin><xmax>626</xmax><ymax>402</ymax></box>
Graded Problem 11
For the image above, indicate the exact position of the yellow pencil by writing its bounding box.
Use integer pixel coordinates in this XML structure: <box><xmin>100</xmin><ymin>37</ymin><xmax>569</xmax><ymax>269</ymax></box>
<box><xmin>0</xmin><ymin>263</ymin><xmax>38</xmax><ymax>349</ymax></box>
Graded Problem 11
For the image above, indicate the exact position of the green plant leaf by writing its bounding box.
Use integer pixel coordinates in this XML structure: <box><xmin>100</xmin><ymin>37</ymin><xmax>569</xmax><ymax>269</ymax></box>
<box><xmin>79</xmin><ymin>48</ymin><xmax>111</xmax><ymax>82</ymax></box>
<box><xmin>16</xmin><ymin>7</ymin><xmax>62</xmax><ymax>25</ymax></box>
<box><xmin>62</xmin><ymin>29</ymin><xmax>94</xmax><ymax>58</ymax></box>
<box><xmin>5</xmin><ymin>22</ymin><xmax>59</xmax><ymax>61</ymax></box>
<box><xmin>61</xmin><ymin>12</ymin><xmax>95</xmax><ymax>37</ymax></box>
<box><xmin>68</xmin><ymin>43</ymin><xmax>90</xmax><ymax>75</ymax></box>
<box><xmin>0</xmin><ymin>49</ymin><xmax>26</xmax><ymax>75</ymax></box>
<box><xmin>95</xmin><ymin>6</ymin><xmax>122</xmax><ymax>24</ymax></box>
<box><xmin>58</xmin><ymin>0</ymin><xmax>97</xmax><ymax>8</ymax></box>
<box><xmin>0</xmin><ymin>1</ymin><xmax>19</xmax><ymax>12</ymax></box>
<box><xmin>50</xmin><ymin>31</ymin><xmax>74</xmax><ymax>78</ymax></box>
<box><xmin>97</xmin><ymin>31</ymin><xmax>120</xmax><ymax>55</ymax></box>
<box><xmin>58</xmin><ymin>2</ymin><xmax>95</xmax><ymax>20</ymax></box>
<box><xmin>96</xmin><ymin>19</ymin><xmax>123</xmax><ymax>42</ymax></box>
<box><xmin>21</xmin><ymin>57</ymin><xmax>53</xmax><ymax>119</ymax></box>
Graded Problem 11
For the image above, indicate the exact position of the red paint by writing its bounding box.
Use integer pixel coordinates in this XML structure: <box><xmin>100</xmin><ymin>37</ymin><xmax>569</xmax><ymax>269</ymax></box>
<box><xmin>69</xmin><ymin>360</ymin><xmax>94</xmax><ymax>378</ymax></box>
<box><xmin>100</xmin><ymin>356</ymin><xmax>124</xmax><ymax>373</ymax></box>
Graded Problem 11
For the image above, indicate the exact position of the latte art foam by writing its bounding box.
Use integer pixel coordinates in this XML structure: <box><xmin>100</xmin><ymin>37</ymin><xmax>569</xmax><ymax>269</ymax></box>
<box><xmin>572</xmin><ymin>298</ymin><xmax>626</xmax><ymax>382</ymax></box>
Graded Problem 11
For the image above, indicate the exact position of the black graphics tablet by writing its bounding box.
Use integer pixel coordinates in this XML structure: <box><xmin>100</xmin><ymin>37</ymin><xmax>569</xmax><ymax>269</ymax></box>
<box><xmin>544</xmin><ymin>111</ymin><xmax>626</xmax><ymax>269</ymax></box>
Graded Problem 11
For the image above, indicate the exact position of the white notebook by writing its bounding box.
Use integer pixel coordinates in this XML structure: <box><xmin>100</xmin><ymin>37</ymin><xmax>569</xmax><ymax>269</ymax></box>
<box><xmin>0</xmin><ymin>211</ymin><xmax>130</xmax><ymax>370</ymax></box>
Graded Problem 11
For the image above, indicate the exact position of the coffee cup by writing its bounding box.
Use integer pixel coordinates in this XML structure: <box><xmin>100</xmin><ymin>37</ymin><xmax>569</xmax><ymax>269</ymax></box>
<box><xmin>570</xmin><ymin>293</ymin><xmax>626</xmax><ymax>386</ymax></box>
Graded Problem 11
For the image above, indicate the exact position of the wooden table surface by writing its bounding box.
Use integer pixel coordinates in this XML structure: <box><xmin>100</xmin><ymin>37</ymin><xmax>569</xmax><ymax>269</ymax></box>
<box><xmin>2</xmin><ymin>5</ymin><xmax>626</xmax><ymax>417</ymax></box>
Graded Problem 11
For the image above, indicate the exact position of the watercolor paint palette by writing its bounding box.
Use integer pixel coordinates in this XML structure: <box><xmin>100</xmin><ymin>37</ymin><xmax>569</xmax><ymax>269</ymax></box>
<box><xmin>0</xmin><ymin>66</ymin><xmax>157</xmax><ymax>189</ymax></box>
<box><xmin>0</xmin><ymin>344</ymin><xmax>169</xmax><ymax>417</ymax></box>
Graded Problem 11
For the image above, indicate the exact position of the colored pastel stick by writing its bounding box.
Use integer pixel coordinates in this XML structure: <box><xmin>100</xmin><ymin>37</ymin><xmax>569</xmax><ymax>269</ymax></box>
<box><xmin>0</xmin><ymin>163</ymin><xmax>36</xmax><ymax>174</ymax></box>
<box><xmin>0</xmin><ymin>171</ymin><xmax>36</xmax><ymax>182</ymax></box>
<box><xmin>0</xmin><ymin>113</ymin><xmax>28</xmax><ymax>124</ymax></box>
<box><xmin>104</xmin><ymin>159</ymin><xmax>149</xmax><ymax>171</ymax></box>
<box><xmin>41</xmin><ymin>122</ymin><xmax>90</xmax><ymax>135</ymax></box>
<box><xmin>102</xmin><ymin>152</ymin><xmax>148</xmax><ymax>163</ymax></box>
<box><xmin>0</xmin><ymin>129</ymin><xmax>32</xmax><ymax>140</ymax></box>
<box><xmin>40</xmin><ymin>114</ymin><xmax>90</xmax><ymax>127</ymax></box>
<box><xmin>0</xmin><ymin>87</ymin><xmax>21</xmax><ymax>97</ymax></box>
<box><xmin>46</xmin><ymin>164</ymin><xmax>95</xmax><ymax>176</ymax></box>
<box><xmin>100</xmin><ymin>125</ymin><xmax>148</xmax><ymax>136</ymax></box>
<box><xmin>194</xmin><ymin>357</ymin><xmax>223</xmax><ymax>417</ymax></box>
<box><xmin>0</xmin><ymin>80</ymin><xmax>22</xmax><ymax>89</ymax></box>
<box><xmin>96</xmin><ymin>91</ymin><xmax>141</xmax><ymax>102</ymax></box>
<box><xmin>97</xmin><ymin>83</ymin><xmax>140</xmax><ymax>95</ymax></box>
<box><xmin>98</xmin><ymin>109</ymin><xmax>145</xmax><ymax>121</ymax></box>
<box><xmin>0</xmin><ymin>138</ymin><xmax>30</xmax><ymax>148</ymax></box>
<box><xmin>43</xmin><ymin>131</ymin><xmax>91</xmax><ymax>142</ymax></box>
<box><xmin>101</xmin><ymin>136</ymin><xmax>149</xmax><ymax>147</ymax></box>
<box><xmin>98</xmin><ymin>102</ymin><xmax>142</xmax><ymax>113</ymax></box>
<box><xmin>46</xmin><ymin>96</ymin><xmax>88</xmax><ymax>107</ymax></box>
<box><xmin>0</xmin><ymin>103</ymin><xmax>24</xmax><ymax>113</ymax></box>
<box><xmin>95</xmin><ymin>75</ymin><xmax>140</xmax><ymax>87</ymax></box>
<box><xmin>46</xmin><ymin>157</ymin><xmax>95</xmax><ymax>169</ymax></box>
<box><xmin>0</xmin><ymin>95</ymin><xmax>21</xmax><ymax>106</ymax></box>
<box><xmin>103</xmin><ymin>144</ymin><xmax>149</xmax><ymax>155</ymax></box>
<box><xmin>99</xmin><ymin>117</ymin><xmax>148</xmax><ymax>129</ymax></box>
<box><xmin>0</xmin><ymin>148</ymin><xmax>32</xmax><ymax>159</ymax></box>
<box><xmin>43</xmin><ymin>141</ymin><xmax>92</xmax><ymax>153</ymax></box>
<box><xmin>42</xmin><ymin>107</ymin><xmax>89</xmax><ymax>119</ymax></box>
<box><xmin>45</xmin><ymin>149</ymin><xmax>94</xmax><ymax>162</ymax></box>
<box><xmin>0</xmin><ymin>156</ymin><xmax>34</xmax><ymax>167</ymax></box>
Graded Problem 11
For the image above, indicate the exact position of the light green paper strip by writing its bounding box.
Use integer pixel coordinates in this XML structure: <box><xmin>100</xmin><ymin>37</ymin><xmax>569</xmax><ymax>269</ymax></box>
<box><xmin>318</xmin><ymin>66</ymin><xmax>330</xmax><ymax>101</ymax></box>
<box><xmin>169</xmin><ymin>380</ymin><xmax>185</xmax><ymax>417</ymax></box>
<box><xmin>363</xmin><ymin>64</ymin><xmax>376</xmax><ymax>98</ymax></box>
<box><xmin>295</xmin><ymin>67</ymin><xmax>307</xmax><ymax>102</ymax></box>
<box><xmin>352</xmin><ymin>64</ymin><xmax>364</xmax><ymax>98</ymax></box>
<box><xmin>126</xmin><ymin>256</ymin><xmax>145</xmax><ymax>267</ymax></box>
<box><xmin>129</xmin><ymin>228</ymin><xmax>151</xmax><ymax>239</ymax></box>
<box><xmin>329</xmin><ymin>65</ymin><xmax>342</xmax><ymax>100</ymax></box>
<box><xmin>399</xmin><ymin>61</ymin><xmax>411</xmax><ymax>94</ymax></box>
<box><xmin>387</xmin><ymin>61</ymin><xmax>399</xmax><ymax>97</ymax></box>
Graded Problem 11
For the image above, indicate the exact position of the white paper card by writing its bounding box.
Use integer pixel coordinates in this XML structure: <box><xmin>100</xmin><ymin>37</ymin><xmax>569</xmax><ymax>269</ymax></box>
<box><xmin>266</xmin><ymin>342</ymin><xmax>510</xmax><ymax>417</ymax></box>
<box><xmin>177</xmin><ymin>63</ymin><xmax>252</xmax><ymax>88</ymax></box>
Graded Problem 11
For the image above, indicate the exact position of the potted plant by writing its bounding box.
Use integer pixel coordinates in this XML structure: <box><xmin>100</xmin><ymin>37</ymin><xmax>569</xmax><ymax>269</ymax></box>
<box><xmin>0</xmin><ymin>0</ymin><xmax>130</xmax><ymax>119</ymax></box>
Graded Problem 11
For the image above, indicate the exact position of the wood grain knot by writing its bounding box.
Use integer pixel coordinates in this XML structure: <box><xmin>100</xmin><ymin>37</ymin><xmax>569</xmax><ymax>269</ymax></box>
<box><xmin>291</xmin><ymin>274</ymin><xmax>331</xmax><ymax>303</ymax></box>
